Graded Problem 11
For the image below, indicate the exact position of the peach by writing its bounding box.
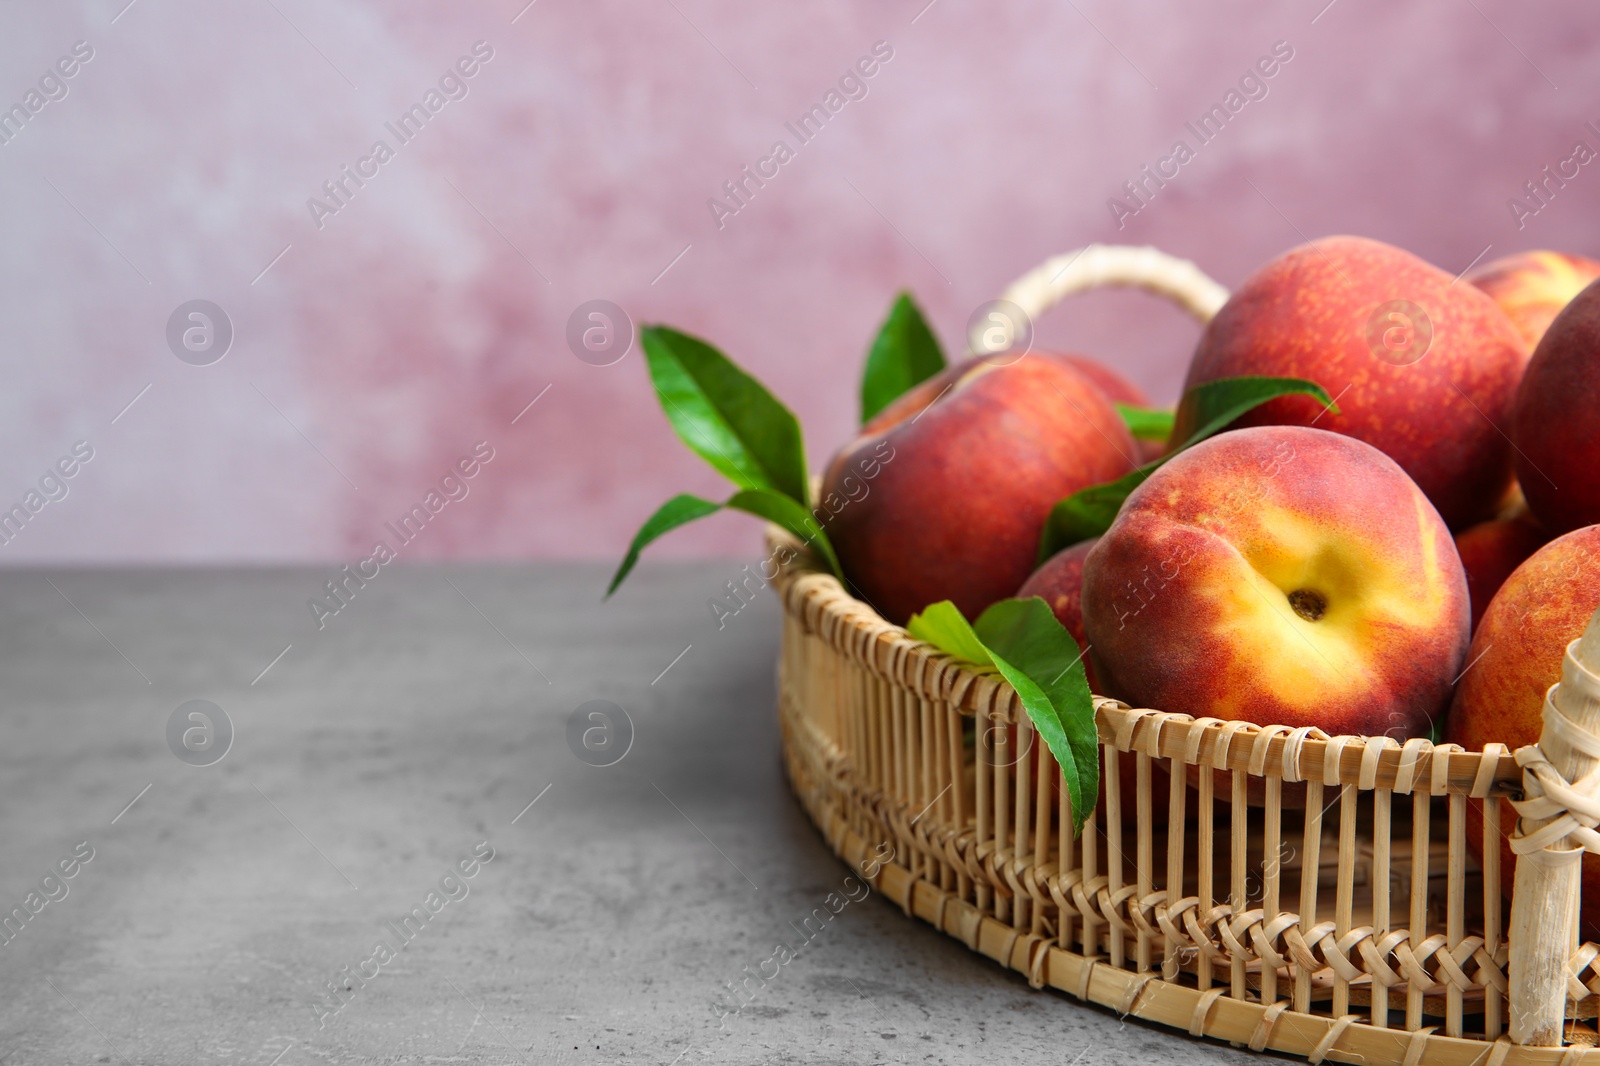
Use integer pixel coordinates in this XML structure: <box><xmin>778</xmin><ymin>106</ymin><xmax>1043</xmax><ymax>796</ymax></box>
<box><xmin>1015</xmin><ymin>538</ymin><xmax>1172</xmax><ymax>812</ymax></box>
<box><xmin>1513</xmin><ymin>277</ymin><xmax>1600</xmax><ymax>535</ymax></box>
<box><xmin>1050</xmin><ymin>354</ymin><xmax>1165</xmax><ymax>463</ymax></box>
<box><xmin>1465</xmin><ymin>249</ymin><xmax>1600</xmax><ymax>350</ymax></box>
<box><xmin>1182</xmin><ymin>236</ymin><xmax>1528</xmax><ymax>530</ymax></box>
<box><xmin>1017</xmin><ymin>538</ymin><xmax>1099</xmax><ymax>691</ymax></box>
<box><xmin>1081</xmin><ymin>425</ymin><xmax>1468</xmax><ymax>738</ymax></box>
<box><xmin>1054</xmin><ymin>354</ymin><xmax>1148</xmax><ymax>409</ymax></box>
<box><xmin>822</xmin><ymin>354</ymin><xmax>1136</xmax><ymax>625</ymax></box>
<box><xmin>1007</xmin><ymin>539</ymin><xmax>1165</xmax><ymax>819</ymax></box>
<box><xmin>1452</xmin><ymin>515</ymin><xmax>1547</xmax><ymax>632</ymax></box>
<box><xmin>1443</xmin><ymin>526</ymin><xmax>1600</xmax><ymax>938</ymax></box>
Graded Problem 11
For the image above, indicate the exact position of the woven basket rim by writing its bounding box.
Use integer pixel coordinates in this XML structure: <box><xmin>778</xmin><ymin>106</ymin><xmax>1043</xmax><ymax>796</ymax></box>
<box><xmin>766</xmin><ymin>525</ymin><xmax>1520</xmax><ymax>796</ymax></box>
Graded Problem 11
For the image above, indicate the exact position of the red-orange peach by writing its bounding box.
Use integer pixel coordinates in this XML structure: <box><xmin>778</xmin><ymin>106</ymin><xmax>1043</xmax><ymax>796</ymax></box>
<box><xmin>1055</xmin><ymin>354</ymin><xmax>1148</xmax><ymax>409</ymax></box>
<box><xmin>1082</xmin><ymin>425</ymin><xmax>1468</xmax><ymax>737</ymax></box>
<box><xmin>1051</xmin><ymin>354</ymin><xmax>1165</xmax><ymax>463</ymax></box>
<box><xmin>1452</xmin><ymin>515</ymin><xmax>1547</xmax><ymax>632</ymax></box>
<box><xmin>1017</xmin><ymin>539</ymin><xmax>1099</xmax><ymax>692</ymax></box>
<box><xmin>1513</xmin><ymin>278</ymin><xmax>1600</xmax><ymax>535</ymax></box>
<box><xmin>1443</xmin><ymin>526</ymin><xmax>1600</xmax><ymax>938</ymax></box>
<box><xmin>1182</xmin><ymin>236</ymin><xmax>1527</xmax><ymax>529</ymax></box>
<box><xmin>822</xmin><ymin>355</ymin><xmax>1136</xmax><ymax>625</ymax></box>
<box><xmin>1011</xmin><ymin>537</ymin><xmax>1162</xmax><ymax>818</ymax></box>
<box><xmin>1465</xmin><ymin>249</ymin><xmax>1600</xmax><ymax>351</ymax></box>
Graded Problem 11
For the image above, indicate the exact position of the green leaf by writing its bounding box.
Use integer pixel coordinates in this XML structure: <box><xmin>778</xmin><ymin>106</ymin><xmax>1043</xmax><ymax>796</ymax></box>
<box><xmin>907</xmin><ymin>597</ymin><xmax>1100</xmax><ymax>836</ymax></box>
<box><xmin>905</xmin><ymin>600</ymin><xmax>994</xmax><ymax>666</ymax></box>
<box><xmin>1115</xmin><ymin>403</ymin><xmax>1174</xmax><ymax>442</ymax></box>
<box><xmin>1174</xmin><ymin>375</ymin><xmax>1338</xmax><ymax>450</ymax></box>
<box><xmin>642</xmin><ymin>326</ymin><xmax>811</xmax><ymax>507</ymax></box>
<box><xmin>605</xmin><ymin>488</ymin><xmax>846</xmax><ymax>599</ymax></box>
<box><xmin>1036</xmin><ymin>375</ymin><xmax>1338</xmax><ymax>561</ymax></box>
<box><xmin>606</xmin><ymin>493</ymin><xmax>723</xmax><ymax>597</ymax></box>
<box><xmin>972</xmin><ymin>598</ymin><xmax>1099</xmax><ymax>836</ymax></box>
<box><xmin>1037</xmin><ymin>463</ymin><xmax>1160</xmax><ymax>562</ymax></box>
<box><xmin>724</xmin><ymin>488</ymin><xmax>842</xmax><ymax>581</ymax></box>
<box><xmin>859</xmin><ymin>293</ymin><xmax>945</xmax><ymax>424</ymax></box>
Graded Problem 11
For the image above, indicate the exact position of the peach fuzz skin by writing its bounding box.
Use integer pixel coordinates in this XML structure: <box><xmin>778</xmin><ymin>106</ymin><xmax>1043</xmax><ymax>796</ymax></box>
<box><xmin>1050</xmin><ymin>354</ymin><xmax>1165</xmax><ymax>464</ymax></box>
<box><xmin>1514</xmin><ymin>277</ymin><xmax>1600</xmax><ymax>536</ymax></box>
<box><xmin>1181</xmin><ymin>236</ymin><xmax>1527</xmax><ymax>530</ymax></box>
<box><xmin>1055</xmin><ymin>354</ymin><xmax>1148</xmax><ymax>409</ymax></box>
<box><xmin>1453</xmin><ymin>515</ymin><xmax>1547</xmax><ymax>633</ymax></box>
<box><xmin>1444</xmin><ymin>526</ymin><xmax>1600</xmax><ymax>939</ymax></box>
<box><xmin>1014</xmin><ymin>537</ymin><xmax>1168</xmax><ymax>814</ymax></box>
<box><xmin>1465</xmin><ymin>249</ymin><xmax>1600</xmax><ymax>350</ymax></box>
<box><xmin>821</xmin><ymin>354</ymin><xmax>1136</xmax><ymax>626</ymax></box>
<box><xmin>1082</xmin><ymin>426</ymin><xmax>1469</xmax><ymax>739</ymax></box>
<box><xmin>1017</xmin><ymin>538</ymin><xmax>1100</xmax><ymax>691</ymax></box>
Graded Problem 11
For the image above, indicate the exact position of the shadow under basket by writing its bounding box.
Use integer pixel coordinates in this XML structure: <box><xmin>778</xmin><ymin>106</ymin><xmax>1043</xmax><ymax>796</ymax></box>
<box><xmin>770</xmin><ymin>525</ymin><xmax>1600</xmax><ymax>1066</ymax></box>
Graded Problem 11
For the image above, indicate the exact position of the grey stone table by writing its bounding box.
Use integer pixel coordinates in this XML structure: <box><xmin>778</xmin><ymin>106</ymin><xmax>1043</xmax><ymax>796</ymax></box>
<box><xmin>0</xmin><ymin>563</ymin><xmax>1261</xmax><ymax>1065</ymax></box>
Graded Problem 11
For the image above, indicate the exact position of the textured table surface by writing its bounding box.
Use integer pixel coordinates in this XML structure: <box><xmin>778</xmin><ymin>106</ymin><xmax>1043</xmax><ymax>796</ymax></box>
<box><xmin>0</xmin><ymin>563</ymin><xmax>1257</xmax><ymax>1065</ymax></box>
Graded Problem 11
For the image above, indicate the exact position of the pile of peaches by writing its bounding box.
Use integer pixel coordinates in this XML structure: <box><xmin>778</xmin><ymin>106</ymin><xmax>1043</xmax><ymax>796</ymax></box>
<box><xmin>614</xmin><ymin>234</ymin><xmax>1600</xmax><ymax>864</ymax></box>
<box><xmin>822</xmin><ymin>236</ymin><xmax>1600</xmax><ymax>784</ymax></box>
<box><xmin>606</xmin><ymin>229</ymin><xmax>1600</xmax><ymax>918</ymax></box>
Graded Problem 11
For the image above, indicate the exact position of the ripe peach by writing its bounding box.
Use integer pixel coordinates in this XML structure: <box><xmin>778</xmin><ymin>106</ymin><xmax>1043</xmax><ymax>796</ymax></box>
<box><xmin>1050</xmin><ymin>354</ymin><xmax>1165</xmax><ymax>463</ymax></box>
<box><xmin>1513</xmin><ymin>278</ymin><xmax>1600</xmax><ymax>535</ymax></box>
<box><xmin>1443</xmin><ymin>526</ymin><xmax>1600</xmax><ymax>938</ymax></box>
<box><xmin>1452</xmin><ymin>515</ymin><xmax>1547</xmax><ymax>633</ymax></box>
<box><xmin>1054</xmin><ymin>354</ymin><xmax>1148</xmax><ymax>409</ymax></box>
<box><xmin>1081</xmin><ymin>425</ymin><xmax>1468</xmax><ymax>738</ymax></box>
<box><xmin>1014</xmin><ymin>537</ymin><xmax>1172</xmax><ymax>815</ymax></box>
<box><xmin>1465</xmin><ymin>250</ymin><xmax>1600</xmax><ymax>350</ymax></box>
<box><xmin>822</xmin><ymin>355</ymin><xmax>1136</xmax><ymax>625</ymax></box>
<box><xmin>1182</xmin><ymin>236</ymin><xmax>1528</xmax><ymax>529</ymax></box>
<box><xmin>1017</xmin><ymin>539</ymin><xmax>1099</xmax><ymax>691</ymax></box>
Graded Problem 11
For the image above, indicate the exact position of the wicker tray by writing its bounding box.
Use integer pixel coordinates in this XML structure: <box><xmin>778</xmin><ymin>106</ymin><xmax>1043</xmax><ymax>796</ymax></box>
<box><xmin>769</xmin><ymin>247</ymin><xmax>1600</xmax><ymax>1066</ymax></box>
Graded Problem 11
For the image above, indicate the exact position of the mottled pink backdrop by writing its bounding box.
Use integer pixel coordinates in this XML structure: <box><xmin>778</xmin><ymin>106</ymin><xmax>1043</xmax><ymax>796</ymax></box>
<box><xmin>0</xmin><ymin>0</ymin><xmax>1595</xmax><ymax>563</ymax></box>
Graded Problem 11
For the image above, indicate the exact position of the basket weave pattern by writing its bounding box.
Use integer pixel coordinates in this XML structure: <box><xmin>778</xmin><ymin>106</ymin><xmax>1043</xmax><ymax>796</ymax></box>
<box><xmin>772</xmin><ymin>543</ymin><xmax>1600</xmax><ymax>1065</ymax></box>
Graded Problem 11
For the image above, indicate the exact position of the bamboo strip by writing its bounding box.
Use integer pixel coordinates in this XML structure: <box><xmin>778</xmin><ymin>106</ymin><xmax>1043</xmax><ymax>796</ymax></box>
<box><xmin>1055</xmin><ymin>743</ymin><xmax>1073</xmax><ymax>951</ymax></box>
<box><xmin>1167</xmin><ymin>755</ymin><xmax>1187</xmax><ymax>979</ymax></box>
<box><xmin>994</xmin><ymin>716</ymin><xmax>1012</xmax><ymax>926</ymax></box>
<box><xmin>976</xmin><ymin>710</ymin><xmax>992</xmax><ymax>914</ymax></box>
<box><xmin>1335</xmin><ymin>782</ymin><xmax>1357</xmax><ymax>1017</ymax></box>
<box><xmin>912</xmin><ymin>687</ymin><xmax>928</xmax><ymax>882</ymax></box>
<box><xmin>893</xmin><ymin>681</ymin><xmax>908</xmax><ymax>810</ymax></box>
<box><xmin>1015</xmin><ymin>716</ymin><xmax>1034</xmax><ymax>932</ymax></box>
<box><xmin>1447</xmin><ymin>792</ymin><xmax>1466</xmax><ymax>1037</ymax></box>
<box><xmin>1138</xmin><ymin>751</ymin><xmax>1154</xmax><ymax>973</ymax></box>
<box><xmin>1083</xmin><ymin>780</ymin><xmax>1099</xmax><ymax>958</ymax></box>
<box><xmin>893</xmin><ymin>684</ymin><xmax>911</xmax><ymax>877</ymax></box>
<box><xmin>1372</xmin><ymin>785</ymin><xmax>1392</xmax><ymax>1030</ymax></box>
<box><xmin>1032</xmin><ymin>732</ymin><xmax>1051</xmax><ymax>939</ymax></box>
<box><xmin>1199</xmin><ymin>761</ymin><xmax>1215</xmax><ymax>992</ymax></box>
<box><xmin>1484</xmin><ymin>792</ymin><xmax>1503</xmax><ymax>1039</ymax></box>
<box><xmin>1408</xmin><ymin>789</ymin><xmax>1430</xmax><ymax>1032</ymax></box>
<box><xmin>1262</xmin><ymin>775</ymin><xmax>1281</xmax><ymax>1007</ymax></box>
<box><xmin>1233</xmin><ymin>769</ymin><xmax>1249</xmax><ymax>999</ymax></box>
<box><xmin>947</xmin><ymin>702</ymin><xmax>969</xmax><ymax>903</ymax></box>
<box><xmin>1298</xmin><ymin>779</ymin><xmax>1324</xmax><ymax>1015</ymax></box>
<box><xmin>918</xmin><ymin>694</ymin><xmax>937</xmax><ymax>886</ymax></box>
<box><xmin>868</xmin><ymin>673</ymin><xmax>884</xmax><ymax>805</ymax></box>
<box><xmin>1107</xmin><ymin>743</ymin><xmax>1125</xmax><ymax>970</ymax></box>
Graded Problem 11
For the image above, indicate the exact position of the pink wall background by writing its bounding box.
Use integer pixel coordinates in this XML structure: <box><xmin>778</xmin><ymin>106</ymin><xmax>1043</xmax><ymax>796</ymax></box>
<box><xmin>0</xmin><ymin>0</ymin><xmax>1595</xmax><ymax>563</ymax></box>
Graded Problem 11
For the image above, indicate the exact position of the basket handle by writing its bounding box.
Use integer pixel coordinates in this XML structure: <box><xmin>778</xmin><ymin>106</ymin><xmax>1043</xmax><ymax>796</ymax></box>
<box><xmin>1508</xmin><ymin>604</ymin><xmax>1600</xmax><ymax>1045</ymax></box>
<box><xmin>968</xmin><ymin>244</ymin><xmax>1229</xmax><ymax>356</ymax></box>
